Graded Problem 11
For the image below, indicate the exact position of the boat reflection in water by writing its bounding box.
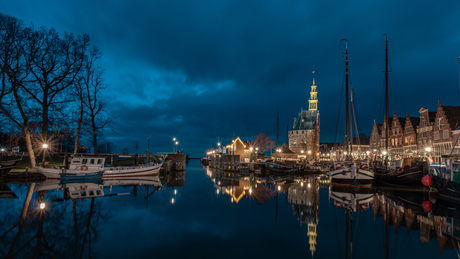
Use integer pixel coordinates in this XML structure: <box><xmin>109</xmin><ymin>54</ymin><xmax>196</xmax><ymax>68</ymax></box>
<box><xmin>0</xmin><ymin>173</ymin><xmax>182</xmax><ymax>258</ymax></box>
<box><xmin>373</xmin><ymin>189</ymin><xmax>460</xmax><ymax>257</ymax></box>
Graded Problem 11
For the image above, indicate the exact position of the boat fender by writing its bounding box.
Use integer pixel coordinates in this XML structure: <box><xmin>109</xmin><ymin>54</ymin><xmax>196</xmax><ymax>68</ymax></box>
<box><xmin>361</xmin><ymin>164</ymin><xmax>369</xmax><ymax>171</ymax></box>
<box><xmin>397</xmin><ymin>167</ymin><xmax>403</xmax><ymax>174</ymax></box>
<box><xmin>81</xmin><ymin>165</ymin><xmax>88</xmax><ymax>171</ymax></box>
<box><xmin>335</xmin><ymin>202</ymin><xmax>342</xmax><ymax>208</ymax></box>
<box><xmin>336</xmin><ymin>163</ymin><xmax>342</xmax><ymax>170</ymax></box>
<box><xmin>80</xmin><ymin>185</ymin><xmax>87</xmax><ymax>190</ymax></box>
<box><xmin>422</xmin><ymin>201</ymin><xmax>432</xmax><ymax>212</ymax></box>
<box><xmin>421</xmin><ymin>175</ymin><xmax>432</xmax><ymax>187</ymax></box>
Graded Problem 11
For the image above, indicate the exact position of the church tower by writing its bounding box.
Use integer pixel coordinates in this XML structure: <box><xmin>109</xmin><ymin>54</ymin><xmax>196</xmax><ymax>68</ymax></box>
<box><xmin>309</xmin><ymin>71</ymin><xmax>318</xmax><ymax>111</ymax></box>
<box><xmin>288</xmin><ymin>71</ymin><xmax>320</xmax><ymax>159</ymax></box>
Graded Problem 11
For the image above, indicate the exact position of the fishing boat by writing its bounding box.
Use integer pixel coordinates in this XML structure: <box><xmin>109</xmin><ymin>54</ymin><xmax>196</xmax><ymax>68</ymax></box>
<box><xmin>422</xmin><ymin>157</ymin><xmax>460</xmax><ymax>203</ymax></box>
<box><xmin>265</xmin><ymin>161</ymin><xmax>298</xmax><ymax>174</ymax></box>
<box><xmin>329</xmin><ymin>39</ymin><xmax>374</xmax><ymax>188</ymax></box>
<box><xmin>36</xmin><ymin>156</ymin><xmax>163</xmax><ymax>179</ymax></box>
<box><xmin>0</xmin><ymin>156</ymin><xmax>22</xmax><ymax>178</ymax></box>
<box><xmin>372</xmin><ymin>36</ymin><xmax>429</xmax><ymax>188</ymax></box>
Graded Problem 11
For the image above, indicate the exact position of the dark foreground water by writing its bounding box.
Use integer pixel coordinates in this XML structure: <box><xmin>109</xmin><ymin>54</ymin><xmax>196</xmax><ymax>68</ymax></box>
<box><xmin>1</xmin><ymin>160</ymin><xmax>458</xmax><ymax>258</ymax></box>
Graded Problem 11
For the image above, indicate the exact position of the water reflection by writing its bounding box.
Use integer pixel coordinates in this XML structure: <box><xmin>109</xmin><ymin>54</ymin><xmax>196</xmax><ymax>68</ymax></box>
<box><xmin>372</xmin><ymin>189</ymin><xmax>460</xmax><ymax>256</ymax></box>
<box><xmin>0</xmin><ymin>172</ymin><xmax>184</xmax><ymax>258</ymax></box>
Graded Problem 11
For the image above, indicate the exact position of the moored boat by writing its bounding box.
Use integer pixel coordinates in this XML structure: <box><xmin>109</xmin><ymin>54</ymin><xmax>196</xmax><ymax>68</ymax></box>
<box><xmin>36</xmin><ymin>156</ymin><xmax>163</xmax><ymax>179</ymax></box>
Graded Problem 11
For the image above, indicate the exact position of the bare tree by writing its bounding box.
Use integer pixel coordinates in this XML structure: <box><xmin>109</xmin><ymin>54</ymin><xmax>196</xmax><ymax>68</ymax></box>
<box><xmin>251</xmin><ymin>133</ymin><xmax>275</xmax><ymax>153</ymax></box>
<box><xmin>22</xmin><ymin>27</ymin><xmax>89</xmax><ymax>141</ymax></box>
<box><xmin>77</xmin><ymin>46</ymin><xmax>113</xmax><ymax>155</ymax></box>
<box><xmin>0</xmin><ymin>14</ymin><xmax>38</xmax><ymax>167</ymax></box>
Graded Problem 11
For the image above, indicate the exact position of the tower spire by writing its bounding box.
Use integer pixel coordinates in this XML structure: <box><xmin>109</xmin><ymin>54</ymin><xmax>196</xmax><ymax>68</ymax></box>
<box><xmin>308</xmin><ymin>71</ymin><xmax>318</xmax><ymax>111</ymax></box>
<box><xmin>312</xmin><ymin>71</ymin><xmax>315</xmax><ymax>85</ymax></box>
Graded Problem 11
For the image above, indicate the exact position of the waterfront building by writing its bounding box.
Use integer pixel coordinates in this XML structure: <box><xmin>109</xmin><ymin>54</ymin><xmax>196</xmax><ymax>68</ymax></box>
<box><xmin>416</xmin><ymin>107</ymin><xmax>436</xmax><ymax>160</ymax></box>
<box><xmin>271</xmin><ymin>144</ymin><xmax>298</xmax><ymax>161</ymax></box>
<box><xmin>389</xmin><ymin>112</ymin><xmax>407</xmax><ymax>159</ymax></box>
<box><xmin>370</xmin><ymin>120</ymin><xmax>383</xmax><ymax>157</ymax></box>
<box><xmin>433</xmin><ymin>101</ymin><xmax>460</xmax><ymax>164</ymax></box>
<box><xmin>351</xmin><ymin>136</ymin><xmax>370</xmax><ymax>159</ymax></box>
<box><xmin>225</xmin><ymin>137</ymin><xmax>251</xmax><ymax>162</ymax></box>
<box><xmin>402</xmin><ymin>113</ymin><xmax>420</xmax><ymax>158</ymax></box>
<box><xmin>288</xmin><ymin>72</ymin><xmax>320</xmax><ymax>160</ymax></box>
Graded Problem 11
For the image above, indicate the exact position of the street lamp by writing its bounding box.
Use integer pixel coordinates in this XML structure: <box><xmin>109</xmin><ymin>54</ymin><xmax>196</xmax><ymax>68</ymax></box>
<box><xmin>42</xmin><ymin>143</ymin><xmax>48</xmax><ymax>166</ymax></box>
<box><xmin>172</xmin><ymin>138</ymin><xmax>176</xmax><ymax>153</ymax></box>
<box><xmin>425</xmin><ymin>147</ymin><xmax>431</xmax><ymax>152</ymax></box>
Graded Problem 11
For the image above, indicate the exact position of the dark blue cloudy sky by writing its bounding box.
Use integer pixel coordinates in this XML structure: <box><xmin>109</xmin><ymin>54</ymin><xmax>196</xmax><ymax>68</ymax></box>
<box><xmin>3</xmin><ymin>0</ymin><xmax>460</xmax><ymax>157</ymax></box>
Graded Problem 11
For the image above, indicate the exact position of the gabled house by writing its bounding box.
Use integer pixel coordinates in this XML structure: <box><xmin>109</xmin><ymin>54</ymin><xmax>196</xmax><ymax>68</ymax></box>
<box><xmin>403</xmin><ymin>112</ymin><xmax>420</xmax><ymax>158</ymax></box>
<box><xmin>416</xmin><ymin>107</ymin><xmax>436</xmax><ymax>159</ymax></box>
<box><xmin>433</xmin><ymin>101</ymin><xmax>460</xmax><ymax>164</ymax></box>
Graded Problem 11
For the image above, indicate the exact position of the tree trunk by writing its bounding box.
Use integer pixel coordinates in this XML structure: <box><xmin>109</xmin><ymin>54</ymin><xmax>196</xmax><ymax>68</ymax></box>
<box><xmin>23</xmin><ymin>127</ymin><xmax>36</xmax><ymax>169</ymax></box>
<box><xmin>42</xmin><ymin>100</ymin><xmax>49</xmax><ymax>140</ymax></box>
<box><xmin>92</xmin><ymin>117</ymin><xmax>98</xmax><ymax>155</ymax></box>
<box><xmin>73</xmin><ymin>108</ymin><xmax>83</xmax><ymax>155</ymax></box>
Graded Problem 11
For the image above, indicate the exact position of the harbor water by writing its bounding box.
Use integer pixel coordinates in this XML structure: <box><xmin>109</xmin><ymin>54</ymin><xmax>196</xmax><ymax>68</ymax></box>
<box><xmin>0</xmin><ymin>159</ymin><xmax>457</xmax><ymax>258</ymax></box>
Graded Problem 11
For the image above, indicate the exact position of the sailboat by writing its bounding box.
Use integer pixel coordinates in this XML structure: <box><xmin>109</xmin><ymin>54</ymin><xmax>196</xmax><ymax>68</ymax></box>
<box><xmin>372</xmin><ymin>35</ymin><xmax>428</xmax><ymax>188</ymax></box>
<box><xmin>330</xmin><ymin>40</ymin><xmax>374</xmax><ymax>188</ymax></box>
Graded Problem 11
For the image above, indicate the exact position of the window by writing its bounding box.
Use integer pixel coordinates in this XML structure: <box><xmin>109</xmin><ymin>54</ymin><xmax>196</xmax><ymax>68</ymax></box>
<box><xmin>422</xmin><ymin>120</ymin><xmax>426</xmax><ymax>127</ymax></box>
<box><xmin>82</xmin><ymin>159</ymin><xmax>87</xmax><ymax>164</ymax></box>
<box><xmin>443</xmin><ymin>129</ymin><xmax>449</xmax><ymax>139</ymax></box>
<box><xmin>434</xmin><ymin>131</ymin><xmax>440</xmax><ymax>140</ymax></box>
<box><xmin>90</xmin><ymin>159</ymin><xmax>95</xmax><ymax>164</ymax></box>
<box><xmin>438</xmin><ymin>118</ymin><xmax>444</xmax><ymax>130</ymax></box>
<box><xmin>423</xmin><ymin>132</ymin><xmax>427</xmax><ymax>138</ymax></box>
<box><xmin>97</xmin><ymin>159</ymin><xmax>103</xmax><ymax>164</ymax></box>
<box><xmin>407</xmin><ymin>127</ymin><xmax>411</xmax><ymax>133</ymax></box>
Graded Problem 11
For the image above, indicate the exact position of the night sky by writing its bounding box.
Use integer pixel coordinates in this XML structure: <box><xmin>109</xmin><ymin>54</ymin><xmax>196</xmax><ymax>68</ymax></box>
<box><xmin>3</xmin><ymin>1</ymin><xmax>460</xmax><ymax>157</ymax></box>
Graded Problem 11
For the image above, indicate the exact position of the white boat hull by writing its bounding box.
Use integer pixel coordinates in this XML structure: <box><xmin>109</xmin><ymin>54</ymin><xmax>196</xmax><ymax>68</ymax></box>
<box><xmin>37</xmin><ymin>163</ymin><xmax>162</xmax><ymax>179</ymax></box>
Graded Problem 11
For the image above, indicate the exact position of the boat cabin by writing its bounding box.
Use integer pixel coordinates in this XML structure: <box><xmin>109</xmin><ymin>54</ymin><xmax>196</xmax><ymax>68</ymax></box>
<box><xmin>63</xmin><ymin>183</ymin><xmax>104</xmax><ymax>200</ymax></box>
<box><xmin>68</xmin><ymin>157</ymin><xmax>106</xmax><ymax>171</ymax></box>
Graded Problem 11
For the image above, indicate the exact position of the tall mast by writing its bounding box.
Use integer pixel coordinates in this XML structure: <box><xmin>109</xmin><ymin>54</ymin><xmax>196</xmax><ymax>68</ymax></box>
<box><xmin>385</xmin><ymin>35</ymin><xmax>389</xmax><ymax>156</ymax></box>
<box><xmin>344</xmin><ymin>39</ymin><xmax>350</xmax><ymax>157</ymax></box>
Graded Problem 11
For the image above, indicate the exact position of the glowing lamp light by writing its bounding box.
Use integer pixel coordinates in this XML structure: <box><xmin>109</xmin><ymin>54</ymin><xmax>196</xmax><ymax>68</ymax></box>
<box><xmin>173</xmin><ymin>138</ymin><xmax>176</xmax><ymax>141</ymax></box>
<box><xmin>308</xmin><ymin>150</ymin><xmax>311</xmax><ymax>154</ymax></box>
<box><xmin>42</xmin><ymin>144</ymin><xmax>48</xmax><ymax>149</ymax></box>
<box><xmin>344</xmin><ymin>152</ymin><xmax>347</xmax><ymax>155</ymax></box>
<box><xmin>216</xmin><ymin>189</ymin><xmax>220</xmax><ymax>194</ymax></box>
<box><xmin>217</xmin><ymin>142</ymin><xmax>221</xmax><ymax>146</ymax></box>
<box><xmin>301</xmin><ymin>182</ymin><xmax>304</xmax><ymax>187</ymax></box>
<box><xmin>308</xmin><ymin>183</ymin><xmax>311</xmax><ymax>188</ymax></box>
<box><xmin>249</xmin><ymin>188</ymin><xmax>252</xmax><ymax>195</ymax></box>
<box><xmin>174</xmin><ymin>189</ymin><xmax>177</xmax><ymax>195</ymax></box>
<box><xmin>171</xmin><ymin>198</ymin><xmax>175</xmax><ymax>204</ymax></box>
<box><xmin>301</xmin><ymin>150</ymin><xmax>304</xmax><ymax>154</ymax></box>
<box><xmin>40</xmin><ymin>202</ymin><xmax>46</xmax><ymax>210</ymax></box>
<box><xmin>250</xmin><ymin>147</ymin><xmax>253</xmax><ymax>151</ymax></box>
<box><xmin>382</xmin><ymin>151</ymin><xmax>387</xmax><ymax>155</ymax></box>
<box><xmin>278</xmin><ymin>185</ymin><xmax>281</xmax><ymax>191</ymax></box>
<box><xmin>175</xmin><ymin>141</ymin><xmax>179</xmax><ymax>145</ymax></box>
<box><xmin>425</xmin><ymin>147</ymin><xmax>431</xmax><ymax>152</ymax></box>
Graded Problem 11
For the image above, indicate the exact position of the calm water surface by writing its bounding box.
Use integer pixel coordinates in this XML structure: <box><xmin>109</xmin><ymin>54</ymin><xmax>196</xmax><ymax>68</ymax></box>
<box><xmin>0</xmin><ymin>160</ymin><xmax>458</xmax><ymax>258</ymax></box>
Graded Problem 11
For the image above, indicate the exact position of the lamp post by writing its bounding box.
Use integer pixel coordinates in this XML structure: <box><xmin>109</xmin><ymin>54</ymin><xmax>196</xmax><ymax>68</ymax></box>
<box><xmin>175</xmin><ymin>141</ymin><xmax>179</xmax><ymax>153</ymax></box>
<box><xmin>42</xmin><ymin>143</ymin><xmax>48</xmax><ymax>166</ymax></box>
<box><xmin>172</xmin><ymin>138</ymin><xmax>176</xmax><ymax>153</ymax></box>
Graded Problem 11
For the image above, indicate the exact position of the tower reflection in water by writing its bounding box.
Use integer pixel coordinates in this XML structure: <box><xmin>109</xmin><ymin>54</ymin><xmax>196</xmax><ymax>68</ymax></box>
<box><xmin>0</xmin><ymin>172</ymin><xmax>185</xmax><ymax>258</ymax></box>
<box><xmin>206</xmin><ymin>165</ymin><xmax>326</xmax><ymax>256</ymax></box>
